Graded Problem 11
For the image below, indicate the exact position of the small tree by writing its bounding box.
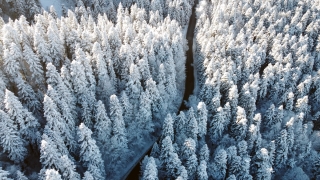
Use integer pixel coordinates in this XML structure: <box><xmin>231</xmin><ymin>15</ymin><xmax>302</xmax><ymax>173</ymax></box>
<box><xmin>142</xmin><ymin>157</ymin><xmax>158</xmax><ymax>180</ymax></box>
<box><xmin>197</xmin><ymin>102</ymin><xmax>207</xmax><ymax>138</ymax></box>
<box><xmin>252</xmin><ymin>148</ymin><xmax>272</xmax><ymax>180</ymax></box>
<box><xmin>211</xmin><ymin>148</ymin><xmax>227</xmax><ymax>180</ymax></box>
<box><xmin>197</xmin><ymin>160</ymin><xmax>208</xmax><ymax>180</ymax></box>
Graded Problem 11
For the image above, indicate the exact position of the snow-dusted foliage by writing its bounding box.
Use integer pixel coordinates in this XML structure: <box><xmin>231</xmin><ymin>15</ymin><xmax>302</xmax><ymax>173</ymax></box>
<box><xmin>1</xmin><ymin>0</ymin><xmax>320</xmax><ymax>179</ymax></box>
<box><xmin>144</xmin><ymin>0</ymin><xmax>320</xmax><ymax>179</ymax></box>
<box><xmin>0</xmin><ymin>0</ymin><xmax>190</xmax><ymax>178</ymax></box>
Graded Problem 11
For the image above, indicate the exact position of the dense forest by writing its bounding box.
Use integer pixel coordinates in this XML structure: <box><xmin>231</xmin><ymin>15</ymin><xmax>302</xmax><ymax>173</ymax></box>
<box><xmin>0</xmin><ymin>0</ymin><xmax>319</xmax><ymax>179</ymax></box>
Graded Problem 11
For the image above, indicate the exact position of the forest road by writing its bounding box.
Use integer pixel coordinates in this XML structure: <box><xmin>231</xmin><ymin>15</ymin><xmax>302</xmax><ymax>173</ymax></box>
<box><xmin>124</xmin><ymin>0</ymin><xmax>199</xmax><ymax>179</ymax></box>
<box><xmin>179</xmin><ymin>0</ymin><xmax>198</xmax><ymax>111</ymax></box>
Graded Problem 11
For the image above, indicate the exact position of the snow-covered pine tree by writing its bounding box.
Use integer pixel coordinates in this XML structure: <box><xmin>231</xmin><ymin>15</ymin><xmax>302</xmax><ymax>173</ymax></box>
<box><xmin>186</xmin><ymin>107</ymin><xmax>198</xmax><ymax>141</ymax></box>
<box><xmin>78</xmin><ymin>123</ymin><xmax>106</xmax><ymax>180</ymax></box>
<box><xmin>142</xmin><ymin>157</ymin><xmax>158</xmax><ymax>180</ymax></box>
<box><xmin>230</xmin><ymin>106</ymin><xmax>247</xmax><ymax>141</ymax></box>
<box><xmin>161</xmin><ymin>114</ymin><xmax>175</xmax><ymax>142</ymax></box>
<box><xmin>109</xmin><ymin>95</ymin><xmax>129</xmax><ymax>158</ymax></box>
<box><xmin>252</xmin><ymin>148</ymin><xmax>273</xmax><ymax>180</ymax></box>
<box><xmin>197</xmin><ymin>160</ymin><xmax>208</xmax><ymax>180</ymax></box>
<box><xmin>197</xmin><ymin>102</ymin><xmax>207</xmax><ymax>139</ymax></box>
<box><xmin>181</xmin><ymin>138</ymin><xmax>198</xmax><ymax>179</ymax></box>
<box><xmin>209</xmin><ymin>106</ymin><xmax>225</xmax><ymax>143</ymax></box>
<box><xmin>211</xmin><ymin>148</ymin><xmax>227</xmax><ymax>180</ymax></box>
<box><xmin>93</xmin><ymin>100</ymin><xmax>112</xmax><ymax>154</ymax></box>
<box><xmin>4</xmin><ymin>89</ymin><xmax>40</xmax><ymax>144</ymax></box>
<box><xmin>0</xmin><ymin>110</ymin><xmax>27</xmax><ymax>163</ymax></box>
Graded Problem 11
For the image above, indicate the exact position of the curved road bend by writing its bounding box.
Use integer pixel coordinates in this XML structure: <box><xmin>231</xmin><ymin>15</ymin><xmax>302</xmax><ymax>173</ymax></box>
<box><xmin>124</xmin><ymin>0</ymin><xmax>198</xmax><ymax>179</ymax></box>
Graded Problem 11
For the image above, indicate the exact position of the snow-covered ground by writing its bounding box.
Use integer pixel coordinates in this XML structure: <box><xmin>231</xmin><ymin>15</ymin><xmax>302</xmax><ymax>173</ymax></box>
<box><xmin>39</xmin><ymin>0</ymin><xmax>75</xmax><ymax>16</ymax></box>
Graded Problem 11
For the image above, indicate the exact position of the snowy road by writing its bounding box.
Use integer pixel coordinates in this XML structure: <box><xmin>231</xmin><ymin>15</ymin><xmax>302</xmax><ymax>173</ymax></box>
<box><xmin>179</xmin><ymin>0</ymin><xmax>198</xmax><ymax>111</ymax></box>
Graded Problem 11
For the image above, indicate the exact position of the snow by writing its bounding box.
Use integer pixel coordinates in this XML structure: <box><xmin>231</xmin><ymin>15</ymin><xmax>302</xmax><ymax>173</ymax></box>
<box><xmin>39</xmin><ymin>0</ymin><xmax>75</xmax><ymax>17</ymax></box>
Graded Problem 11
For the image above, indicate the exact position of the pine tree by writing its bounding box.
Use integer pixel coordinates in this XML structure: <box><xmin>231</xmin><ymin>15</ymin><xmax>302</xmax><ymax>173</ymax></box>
<box><xmin>110</xmin><ymin>95</ymin><xmax>128</xmax><ymax>157</ymax></box>
<box><xmin>146</xmin><ymin>78</ymin><xmax>162</xmax><ymax>116</ymax></box>
<box><xmin>40</xmin><ymin>134</ymin><xmax>62</xmax><ymax>170</ymax></box>
<box><xmin>150</xmin><ymin>142</ymin><xmax>160</xmax><ymax>158</ymax></box>
<box><xmin>78</xmin><ymin>123</ymin><xmax>106</xmax><ymax>180</ymax></box>
<box><xmin>211</xmin><ymin>148</ymin><xmax>227</xmax><ymax>180</ymax></box>
<box><xmin>59</xmin><ymin>155</ymin><xmax>80</xmax><ymax>180</ymax></box>
<box><xmin>181</xmin><ymin>138</ymin><xmax>198</xmax><ymax>179</ymax></box>
<box><xmin>93</xmin><ymin>100</ymin><xmax>112</xmax><ymax>153</ymax></box>
<box><xmin>136</xmin><ymin>91</ymin><xmax>154</xmax><ymax>137</ymax></box>
<box><xmin>186</xmin><ymin>107</ymin><xmax>198</xmax><ymax>140</ymax></box>
<box><xmin>199</xmin><ymin>144</ymin><xmax>209</xmax><ymax>163</ymax></box>
<box><xmin>274</xmin><ymin>129</ymin><xmax>288</xmax><ymax>169</ymax></box>
<box><xmin>44</xmin><ymin>93</ymin><xmax>76</xmax><ymax>152</ymax></box>
<box><xmin>43</xmin><ymin>169</ymin><xmax>62</xmax><ymax>180</ymax></box>
<box><xmin>0</xmin><ymin>110</ymin><xmax>27</xmax><ymax>163</ymax></box>
<box><xmin>0</xmin><ymin>167</ymin><xmax>12</xmax><ymax>180</ymax></box>
<box><xmin>120</xmin><ymin>91</ymin><xmax>133</xmax><ymax>126</ymax></box>
<box><xmin>34</xmin><ymin>22</ymin><xmax>52</xmax><ymax>64</ymax></box>
<box><xmin>197</xmin><ymin>160</ymin><xmax>208</xmax><ymax>180</ymax></box>
<box><xmin>142</xmin><ymin>157</ymin><xmax>158</xmax><ymax>180</ymax></box>
<box><xmin>5</xmin><ymin>89</ymin><xmax>40</xmax><ymax>144</ymax></box>
<box><xmin>230</xmin><ymin>106</ymin><xmax>248</xmax><ymax>141</ymax></box>
<box><xmin>82</xmin><ymin>171</ymin><xmax>94</xmax><ymax>180</ymax></box>
<box><xmin>161</xmin><ymin>114</ymin><xmax>174</xmax><ymax>141</ymax></box>
<box><xmin>3</xmin><ymin>42</ymin><xmax>22</xmax><ymax>77</ymax></box>
<box><xmin>174</xmin><ymin>111</ymin><xmax>187</xmax><ymax>142</ymax></box>
<box><xmin>284</xmin><ymin>91</ymin><xmax>294</xmax><ymax>110</ymax></box>
<box><xmin>92</xmin><ymin>42</ymin><xmax>115</xmax><ymax>103</ymax></box>
<box><xmin>22</xmin><ymin>44</ymin><xmax>45</xmax><ymax>87</ymax></box>
<box><xmin>197</xmin><ymin>102</ymin><xmax>207</xmax><ymax>138</ymax></box>
<box><xmin>209</xmin><ymin>106</ymin><xmax>225</xmax><ymax>143</ymax></box>
<box><xmin>47</xmin><ymin>18</ymin><xmax>64</xmax><ymax>67</ymax></box>
<box><xmin>264</xmin><ymin>104</ymin><xmax>275</xmax><ymax>126</ymax></box>
<box><xmin>15</xmin><ymin>76</ymin><xmax>42</xmax><ymax>114</ymax></box>
<box><xmin>160</xmin><ymin>136</ymin><xmax>183</xmax><ymax>178</ymax></box>
<box><xmin>252</xmin><ymin>148</ymin><xmax>273</xmax><ymax>180</ymax></box>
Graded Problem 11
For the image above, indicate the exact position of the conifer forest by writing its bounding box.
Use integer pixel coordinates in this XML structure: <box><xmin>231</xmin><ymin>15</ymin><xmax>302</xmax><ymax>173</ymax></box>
<box><xmin>0</xmin><ymin>0</ymin><xmax>320</xmax><ymax>179</ymax></box>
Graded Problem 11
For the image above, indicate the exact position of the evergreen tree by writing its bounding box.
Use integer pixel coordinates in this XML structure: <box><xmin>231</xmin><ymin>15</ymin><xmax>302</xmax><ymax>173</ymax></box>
<box><xmin>199</xmin><ymin>144</ymin><xmax>209</xmax><ymax>163</ymax></box>
<box><xmin>150</xmin><ymin>142</ymin><xmax>160</xmax><ymax>159</ymax></box>
<box><xmin>40</xmin><ymin>134</ymin><xmax>62</xmax><ymax>170</ymax></box>
<box><xmin>93</xmin><ymin>100</ymin><xmax>112</xmax><ymax>154</ymax></box>
<box><xmin>230</xmin><ymin>107</ymin><xmax>248</xmax><ymax>141</ymax></box>
<box><xmin>252</xmin><ymin>148</ymin><xmax>273</xmax><ymax>180</ymax></box>
<box><xmin>197</xmin><ymin>160</ymin><xmax>208</xmax><ymax>180</ymax></box>
<box><xmin>274</xmin><ymin>129</ymin><xmax>288</xmax><ymax>169</ymax></box>
<box><xmin>197</xmin><ymin>102</ymin><xmax>207</xmax><ymax>138</ymax></box>
<box><xmin>5</xmin><ymin>89</ymin><xmax>40</xmax><ymax>144</ymax></box>
<box><xmin>160</xmin><ymin>136</ymin><xmax>183</xmax><ymax>178</ymax></box>
<box><xmin>209</xmin><ymin>106</ymin><xmax>225</xmax><ymax>143</ymax></box>
<box><xmin>0</xmin><ymin>110</ymin><xmax>27</xmax><ymax>163</ymax></box>
<box><xmin>186</xmin><ymin>107</ymin><xmax>198</xmax><ymax>140</ymax></box>
<box><xmin>78</xmin><ymin>123</ymin><xmax>106</xmax><ymax>180</ymax></box>
<box><xmin>161</xmin><ymin>114</ymin><xmax>174</xmax><ymax>141</ymax></box>
<box><xmin>181</xmin><ymin>138</ymin><xmax>198</xmax><ymax>178</ymax></box>
<box><xmin>120</xmin><ymin>91</ymin><xmax>133</xmax><ymax>126</ymax></box>
<box><xmin>22</xmin><ymin>44</ymin><xmax>45</xmax><ymax>87</ymax></box>
<box><xmin>43</xmin><ymin>169</ymin><xmax>62</xmax><ymax>180</ymax></box>
<box><xmin>142</xmin><ymin>157</ymin><xmax>158</xmax><ymax>180</ymax></box>
<box><xmin>110</xmin><ymin>95</ymin><xmax>128</xmax><ymax>157</ymax></box>
<box><xmin>3</xmin><ymin>42</ymin><xmax>22</xmax><ymax>77</ymax></box>
<box><xmin>211</xmin><ymin>148</ymin><xmax>227</xmax><ymax>180</ymax></box>
<box><xmin>44</xmin><ymin>93</ymin><xmax>76</xmax><ymax>152</ymax></box>
<box><xmin>136</xmin><ymin>91</ymin><xmax>154</xmax><ymax>138</ymax></box>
